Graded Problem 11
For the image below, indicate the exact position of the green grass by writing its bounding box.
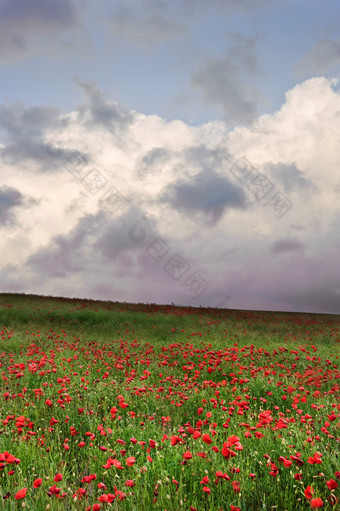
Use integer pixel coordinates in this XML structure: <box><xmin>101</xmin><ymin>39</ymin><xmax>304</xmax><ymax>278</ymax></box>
<box><xmin>0</xmin><ymin>292</ymin><xmax>339</xmax><ymax>510</ymax></box>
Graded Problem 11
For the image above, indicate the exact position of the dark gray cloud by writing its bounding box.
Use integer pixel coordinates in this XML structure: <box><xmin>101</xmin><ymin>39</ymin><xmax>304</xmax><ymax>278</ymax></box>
<box><xmin>162</xmin><ymin>168</ymin><xmax>248</xmax><ymax>224</ymax></box>
<box><xmin>203</xmin><ymin>238</ymin><xmax>340</xmax><ymax>314</ymax></box>
<box><xmin>176</xmin><ymin>0</ymin><xmax>277</xmax><ymax>15</ymax></box>
<box><xmin>76</xmin><ymin>81</ymin><xmax>135</xmax><ymax>134</ymax></box>
<box><xmin>184</xmin><ymin>144</ymin><xmax>230</xmax><ymax>169</ymax></box>
<box><xmin>0</xmin><ymin>264</ymin><xmax>25</xmax><ymax>292</ymax></box>
<box><xmin>0</xmin><ymin>0</ymin><xmax>76</xmax><ymax>61</ymax></box>
<box><xmin>0</xmin><ymin>103</ymin><xmax>59</xmax><ymax>139</ymax></box>
<box><xmin>294</xmin><ymin>37</ymin><xmax>340</xmax><ymax>77</ymax></box>
<box><xmin>135</xmin><ymin>147</ymin><xmax>172</xmax><ymax>178</ymax></box>
<box><xmin>265</xmin><ymin>163</ymin><xmax>313</xmax><ymax>194</ymax></box>
<box><xmin>0</xmin><ymin>102</ymin><xmax>90</xmax><ymax>171</ymax></box>
<box><xmin>135</xmin><ymin>143</ymin><xmax>230</xmax><ymax>181</ymax></box>
<box><xmin>108</xmin><ymin>0</ymin><xmax>277</xmax><ymax>34</ymax></box>
<box><xmin>108</xmin><ymin>2</ymin><xmax>186</xmax><ymax>45</ymax></box>
<box><xmin>94</xmin><ymin>208</ymin><xmax>158</xmax><ymax>263</ymax></box>
<box><xmin>282</xmin><ymin>285</ymin><xmax>340</xmax><ymax>314</ymax></box>
<box><xmin>271</xmin><ymin>238</ymin><xmax>305</xmax><ymax>255</ymax></box>
<box><xmin>27</xmin><ymin>207</ymin><xmax>159</xmax><ymax>279</ymax></box>
<box><xmin>27</xmin><ymin>219</ymin><xmax>91</xmax><ymax>278</ymax></box>
<box><xmin>191</xmin><ymin>33</ymin><xmax>261</xmax><ymax>125</ymax></box>
<box><xmin>0</xmin><ymin>186</ymin><xmax>36</xmax><ymax>226</ymax></box>
<box><xmin>277</xmin><ymin>249</ymin><xmax>340</xmax><ymax>314</ymax></box>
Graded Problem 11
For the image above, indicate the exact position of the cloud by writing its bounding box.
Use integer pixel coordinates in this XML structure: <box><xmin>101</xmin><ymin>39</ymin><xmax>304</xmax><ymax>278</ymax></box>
<box><xmin>0</xmin><ymin>102</ymin><xmax>91</xmax><ymax>171</ymax></box>
<box><xmin>162</xmin><ymin>168</ymin><xmax>248</xmax><ymax>224</ymax></box>
<box><xmin>0</xmin><ymin>186</ymin><xmax>36</xmax><ymax>226</ymax></box>
<box><xmin>27</xmin><ymin>205</ymin><xmax>159</xmax><ymax>278</ymax></box>
<box><xmin>191</xmin><ymin>33</ymin><xmax>261</xmax><ymax>125</ymax></box>
<box><xmin>0</xmin><ymin>0</ymin><xmax>77</xmax><ymax>62</ymax></box>
<box><xmin>271</xmin><ymin>238</ymin><xmax>305</xmax><ymax>255</ymax></box>
<box><xmin>76</xmin><ymin>80</ymin><xmax>136</xmax><ymax>134</ymax></box>
<box><xmin>135</xmin><ymin>147</ymin><xmax>172</xmax><ymax>179</ymax></box>
<box><xmin>108</xmin><ymin>1</ymin><xmax>186</xmax><ymax>45</ymax></box>
<box><xmin>178</xmin><ymin>0</ymin><xmax>277</xmax><ymax>15</ymax></box>
<box><xmin>275</xmin><ymin>246</ymin><xmax>340</xmax><ymax>314</ymax></box>
<box><xmin>264</xmin><ymin>163</ymin><xmax>313</xmax><ymax>194</ymax></box>
<box><xmin>295</xmin><ymin>37</ymin><xmax>340</xmax><ymax>77</ymax></box>
<box><xmin>0</xmin><ymin>103</ymin><xmax>59</xmax><ymax>140</ymax></box>
<box><xmin>1</xmin><ymin>77</ymin><xmax>340</xmax><ymax>313</ymax></box>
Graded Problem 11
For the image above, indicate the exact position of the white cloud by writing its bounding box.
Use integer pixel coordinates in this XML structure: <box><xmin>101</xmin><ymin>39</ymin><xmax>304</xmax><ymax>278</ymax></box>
<box><xmin>1</xmin><ymin>77</ymin><xmax>340</xmax><ymax>313</ymax></box>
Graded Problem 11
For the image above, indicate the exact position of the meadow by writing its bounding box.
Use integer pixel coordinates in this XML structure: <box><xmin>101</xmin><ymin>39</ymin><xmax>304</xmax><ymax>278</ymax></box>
<box><xmin>0</xmin><ymin>292</ymin><xmax>339</xmax><ymax>510</ymax></box>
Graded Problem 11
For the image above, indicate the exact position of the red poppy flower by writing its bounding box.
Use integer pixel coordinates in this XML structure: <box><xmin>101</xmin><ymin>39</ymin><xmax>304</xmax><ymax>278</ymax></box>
<box><xmin>202</xmin><ymin>486</ymin><xmax>211</xmax><ymax>494</ymax></box>
<box><xmin>82</xmin><ymin>474</ymin><xmax>96</xmax><ymax>483</ymax></box>
<box><xmin>33</xmin><ymin>478</ymin><xmax>43</xmax><ymax>488</ymax></box>
<box><xmin>183</xmin><ymin>451</ymin><xmax>193</xmax><ymax>460</ymax></box>
<box><xmin>283</xmin><ymin>460</ymin><xmax>293</xmax><ymax>468</ymax></box>
<box><xmin>15</xmin><ymin>488</ymin><xmax>27</xmax><ymax>500</ymax></box>
<box><xmin>231</xmin><ymin>481</ymin><xmax>240</xmax><ymax>493</ymax></box>
<box><xmin>308</xmin><ymin>452</ymin><xmax>322</xmax><ymax>465</ymax></box>
<box><xmin>327</xmin><ymin>479</ymin><xmax>338</xmax><ymax>490</ymax></box>
<box><xmin>310</xmin><ymin>498</ymin><xmax>323</xmax><ymax>508</ymax></box>
<box><xmin>221</xmin><ymin>445</ymin><xmax>236</xmax><ymax>459</ymax></box>
<box><xmin>202</xmin><ymin>434</ymin><xmax>213</xmax><ymax>445</ymax></box>
<box><xmin>126</xmin><ymin>456</ymin><xmax>136</xmax><ymax>467</ymax></box>
<box><xmin>54</xmin><ymin>473</ymin><xmax>63</xmax><ymax>482</ymax></box>
<box><xmin>171</xmin><ymin>435</ymin><xmax>182</xmax><ymax>446</ymax></box>
<box><xmin>305</xmin><ymin>486</ymin><xmax>314</xmax><ymax>499</ymax></box>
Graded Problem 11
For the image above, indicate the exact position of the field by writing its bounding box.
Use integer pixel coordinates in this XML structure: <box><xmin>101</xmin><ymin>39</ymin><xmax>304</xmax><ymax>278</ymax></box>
<box><xmin>0</xmin><ymin>293</ymin><xmax>339</xmax><ymax>510</ymax></box>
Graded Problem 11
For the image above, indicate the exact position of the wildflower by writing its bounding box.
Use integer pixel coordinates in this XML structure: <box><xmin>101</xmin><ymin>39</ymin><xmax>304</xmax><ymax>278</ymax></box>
<box><xmin>310</xmin><ymin>498</ymin><xmax>323</xmax><ymax>508</ymax></box>
<box><xmin>231</xmin><ymin>481</ymin><xmax>240</xmax><ymax>493</ymax></box>
<box><xmin>327</xmin><ymin>479</ymin><xmax>338</xmax><ymax>490</ymax></box>
<box><xmin>171</xmin><ymin>435</ymin><xmax>182</xmax><ymax>446</ymax></box>
<box><xmin>183</xmin><ymin>452</ymin><xmax>193</xmax><ymax>460</ymax></box>
<box><xmin>82</xmin><ymin>475</ymin><xmax>96</xmax><ymax>483</ymax></box>
<box><xmin>33</xmin><ymin>478</ymin><xmax>43</xmax><ymax>488</ymax></box>
<box><xmin>15</xmin><ymin>488</ymin><xmax>27</xmax><ymax>500</ymax></box>
<box><xmin>126</xmin><ymin>456</ymin><xmax>136</xmax><ymax>467</ymax></box>
<box><xmin>308</xmin><ymin>452</ymin><xmax>322</xmax><ymax>465</ymax></box>
<box><xmin>305</xmin><ymin>486</ymin><xmax>314</xmax><ymax>499</ymax></box>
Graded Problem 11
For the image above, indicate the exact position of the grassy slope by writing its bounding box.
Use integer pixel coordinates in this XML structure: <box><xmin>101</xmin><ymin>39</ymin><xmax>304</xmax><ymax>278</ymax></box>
<box><xmin>0</xmin><ymin>293</ymin><xmax>339</xmax><ymax>510</ymax></box>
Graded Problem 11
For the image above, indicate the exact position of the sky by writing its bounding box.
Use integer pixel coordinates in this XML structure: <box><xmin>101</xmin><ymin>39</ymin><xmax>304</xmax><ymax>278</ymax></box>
<box><xmin>1</xmin><ymin>0</ymin><xmax>340</xmax><ymax>314</ymax></box>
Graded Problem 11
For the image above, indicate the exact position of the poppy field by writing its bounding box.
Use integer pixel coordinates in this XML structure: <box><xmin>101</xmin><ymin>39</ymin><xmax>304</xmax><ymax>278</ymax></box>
<box><xmin>0</xmin><ymin>293</ymin><xmax>339</xmax><ymax>510</ymax></box>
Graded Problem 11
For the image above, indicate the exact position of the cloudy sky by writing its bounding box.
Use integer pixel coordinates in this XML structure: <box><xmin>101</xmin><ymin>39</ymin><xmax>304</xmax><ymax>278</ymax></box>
<box><xmin>1</xmin><ymin>0</ymin><xmax>340</xmax><ymax>314</ymax></box>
